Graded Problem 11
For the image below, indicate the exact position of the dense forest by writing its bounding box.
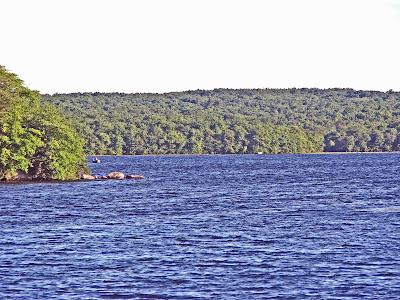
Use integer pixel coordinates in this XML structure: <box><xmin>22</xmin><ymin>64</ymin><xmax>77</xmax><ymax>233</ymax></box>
<box><xmin>43</xmin><ymin>88</ymin><xmax>400</xmax><ymax>155</ymax></box>
<box><xmin>0</xmin><ymin>66</ymin><xmax>88</xmax><ymax>180</ymax></box>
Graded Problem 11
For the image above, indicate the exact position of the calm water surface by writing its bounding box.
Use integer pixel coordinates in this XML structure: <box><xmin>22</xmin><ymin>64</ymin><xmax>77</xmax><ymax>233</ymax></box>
<box><xmin>0</xmin><ymin>154</ymin><xmax>399</xmax><ymax>299</ymax></box>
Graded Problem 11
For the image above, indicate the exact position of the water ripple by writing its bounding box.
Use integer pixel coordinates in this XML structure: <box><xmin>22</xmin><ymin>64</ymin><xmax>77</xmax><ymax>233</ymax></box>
<box><xmin>0</xmin><ymin>154</ymin><xmax>400</xmax><ymax>299</ymax></box>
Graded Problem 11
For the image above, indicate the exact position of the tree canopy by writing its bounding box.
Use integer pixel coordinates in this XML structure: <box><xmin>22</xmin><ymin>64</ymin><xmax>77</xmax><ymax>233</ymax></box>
<box><xmin>43</xmin><ymin>88</ymin><xmax>400</xmax><ymax>155</ymax></box>
<box><xmin>0</xmin><ymin>66</ymin><xmax>88</xmax><ymax>180</ymax></box>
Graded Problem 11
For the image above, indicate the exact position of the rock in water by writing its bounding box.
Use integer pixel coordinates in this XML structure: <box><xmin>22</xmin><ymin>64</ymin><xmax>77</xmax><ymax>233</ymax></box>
<box><xmin>107</xmin><ymin>172</ymin><xmax>125</xmax><ymax>179</ymax></box>
<box><xmin>81</xmin><ymin>174</ymin><xmax>96</xmax><ymax>180</ymax></box>
<box><xmin>126</xmin><ymin>174</ymin><xmax>145</xmax><ymax>179</ymax></box>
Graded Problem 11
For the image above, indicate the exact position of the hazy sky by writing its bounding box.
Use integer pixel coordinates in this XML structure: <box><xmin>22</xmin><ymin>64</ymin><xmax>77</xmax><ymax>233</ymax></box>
<box><xmin>1</xmin><ymin>0</ymin><xmax>399</xmax><ymax>94</ymax></box>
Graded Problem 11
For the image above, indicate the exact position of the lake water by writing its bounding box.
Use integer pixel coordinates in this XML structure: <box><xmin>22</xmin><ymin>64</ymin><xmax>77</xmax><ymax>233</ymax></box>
<box><xmin>0</xmin><ymin>154</ymin><xmax>399</xmax><ymax>299</ymax></box>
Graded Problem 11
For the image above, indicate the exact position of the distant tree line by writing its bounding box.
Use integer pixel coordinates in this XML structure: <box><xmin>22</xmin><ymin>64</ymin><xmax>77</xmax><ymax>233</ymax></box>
<box><xmin>42</xmin><ymin>88</ymin><xmax>400</xmax><ymax>155</ymax></box>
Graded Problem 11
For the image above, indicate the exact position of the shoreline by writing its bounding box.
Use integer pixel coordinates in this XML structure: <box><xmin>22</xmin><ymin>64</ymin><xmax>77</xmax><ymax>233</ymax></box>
<box><xmin>88</xmin><ymin>151</ymin><xmax>400</xmax><ymax>157</ymax></box>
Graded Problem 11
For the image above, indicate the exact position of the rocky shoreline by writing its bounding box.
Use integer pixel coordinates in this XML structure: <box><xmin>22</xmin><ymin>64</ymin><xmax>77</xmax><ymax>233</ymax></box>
<box><xmin>1</xmin><ymin>171</ymin><xmax>144</xmax><ymax>182</ymax></box>
<box><xmin>80</xmin><ymin>172</ymin><xmax>144</xmax><ymax>180</ymax></box>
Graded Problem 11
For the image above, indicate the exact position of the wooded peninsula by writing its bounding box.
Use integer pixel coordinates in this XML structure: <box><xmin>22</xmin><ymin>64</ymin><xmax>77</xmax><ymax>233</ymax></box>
<box><xmin>43</xmin><ymin>88</ymin><xmax>400</xmax><ymax>155</ymax></box>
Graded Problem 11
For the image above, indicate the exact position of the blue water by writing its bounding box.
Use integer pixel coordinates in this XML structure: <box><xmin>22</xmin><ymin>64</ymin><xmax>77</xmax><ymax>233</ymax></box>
<box><xmin>0</xmin><ymin>154</ymin><xmax>399</xmax><ymax>299</ymax></box>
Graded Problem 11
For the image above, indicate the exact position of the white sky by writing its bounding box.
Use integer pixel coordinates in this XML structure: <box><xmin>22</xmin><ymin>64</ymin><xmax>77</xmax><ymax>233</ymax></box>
<box><xmin>1</xmin><ymin>0</ymin><xmax>399</xmax><ymax>94</ymax></box>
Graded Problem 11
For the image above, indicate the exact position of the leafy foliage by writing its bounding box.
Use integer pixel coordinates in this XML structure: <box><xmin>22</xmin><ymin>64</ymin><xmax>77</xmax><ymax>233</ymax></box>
<box><xmin>43</xmin><ymin>88</ymin><xmax>400</xmax><ymax>154</ymax></box>
<box><xmin>0</xmin><ymin>66</ymin><xmax>88</xmax><ymax>180</ymax></box>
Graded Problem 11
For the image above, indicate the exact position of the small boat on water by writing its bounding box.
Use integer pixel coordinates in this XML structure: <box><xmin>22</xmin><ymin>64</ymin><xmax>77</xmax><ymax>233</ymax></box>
<box><xmin>92</xmin><ymin>157</ymin><xmax>101</xmax><ymax>163</ymax></box>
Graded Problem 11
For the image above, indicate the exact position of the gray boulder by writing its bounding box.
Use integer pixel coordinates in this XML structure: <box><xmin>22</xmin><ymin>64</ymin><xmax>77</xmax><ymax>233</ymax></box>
<box><xmin>81</xmin><ymin>174</ymin><xmax>96</xmax><ymax>180</ymax></box>
<box><xmin>107</xmin><ymin>172</ymin><xmax>125</xmax><ymax>179</ymax></box>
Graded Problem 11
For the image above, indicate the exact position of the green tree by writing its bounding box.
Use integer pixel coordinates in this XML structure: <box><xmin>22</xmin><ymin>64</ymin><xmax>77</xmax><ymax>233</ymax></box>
<box><xmin>0</xmin><ymin>66</ymin><xmax>88</xmax><ymax>180</ymax></box>
<box><xmin>42</xmin><ymin>86</ymin><xmax>400</xmax><ymax>155</ymax></box>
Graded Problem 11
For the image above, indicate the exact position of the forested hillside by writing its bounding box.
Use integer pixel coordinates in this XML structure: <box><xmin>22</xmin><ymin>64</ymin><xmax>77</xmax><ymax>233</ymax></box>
<box><xmin>43</xmin><ymin>88</ymin><xmax>400</xmax><ymax>155</ymax></box>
